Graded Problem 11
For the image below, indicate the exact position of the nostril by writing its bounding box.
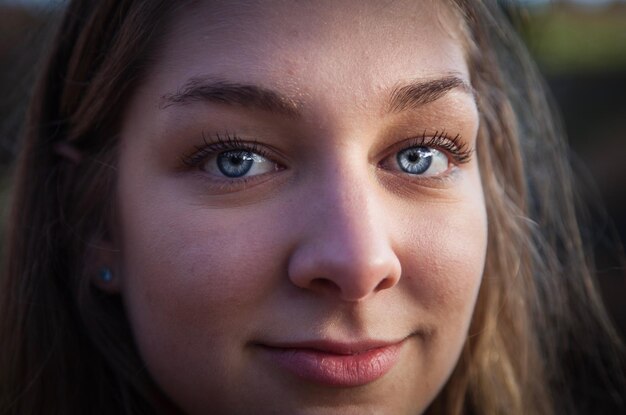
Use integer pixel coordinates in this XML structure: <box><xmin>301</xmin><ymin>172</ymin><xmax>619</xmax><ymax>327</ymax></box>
<box><xmin>375</xmin><ymin>276</ymin><xmax>397</xmax><ymax>292</ymax></box>
<box><xmin>309</xmin><ymin>277</ymin><xmax>341</xmax><ymax>294</ymax></box>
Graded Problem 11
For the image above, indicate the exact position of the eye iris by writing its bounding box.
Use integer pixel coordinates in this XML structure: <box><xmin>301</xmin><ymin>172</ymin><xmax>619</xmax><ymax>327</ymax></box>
<box><xmin>217</xmin><ymin>150</ymin><xmax>254</xmax><ymax>177</ymax></box>
<box><xmin>397</xmin><ymin>147</ymin><xmax>432</xmax><ymax>174</ymax></box>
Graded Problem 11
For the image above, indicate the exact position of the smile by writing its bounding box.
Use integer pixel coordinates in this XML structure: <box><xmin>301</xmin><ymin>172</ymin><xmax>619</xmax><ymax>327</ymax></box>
<box><xmin>256</xmin><ymin>339</ymin><xmax>406</xmax><ymax>387</ymax></box>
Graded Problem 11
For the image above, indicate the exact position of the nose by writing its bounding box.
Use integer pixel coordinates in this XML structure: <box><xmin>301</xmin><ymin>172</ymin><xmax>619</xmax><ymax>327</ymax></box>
<box><xmin>287</xmin><ymin>166</ymin><xmax>402</xmax><ymax>302</ymax></box>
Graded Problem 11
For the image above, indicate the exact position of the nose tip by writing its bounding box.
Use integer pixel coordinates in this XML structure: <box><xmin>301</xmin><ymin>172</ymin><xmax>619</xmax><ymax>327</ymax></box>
<box><xmin>287</xmin><ymin>220</ymin><xmax>402</xmax><ymax>302</ymax></box>
<box><xmin>286</xmin><ymin>156</ymin><xmax>402</xmax><ymax>302</ymax></box>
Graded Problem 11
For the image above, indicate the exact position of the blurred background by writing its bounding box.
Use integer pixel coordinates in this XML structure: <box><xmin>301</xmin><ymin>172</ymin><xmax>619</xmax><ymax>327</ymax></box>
<box><xmin>505</xmin><ymin>0</ymin><xmax>626</xmax><ymax>341</ymax></box>
<box><xmin>0</xmin><ymin>0</ymin><xmax>625</xmax><ymax>338</ymax></box>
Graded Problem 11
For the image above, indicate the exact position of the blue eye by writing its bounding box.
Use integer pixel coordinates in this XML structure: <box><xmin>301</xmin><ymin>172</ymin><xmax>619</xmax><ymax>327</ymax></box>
<box><xmin>217</xmin><ymin>150</ymin><xmax>255</xmax><ymax>177</ymax></box>
<box><xmin>203</xmin><ymin>149</ymin><xmax>276</xmax><ymax>178</ymax></box>
<box><xmin>395</xmin><ymin>146</ymin><xmax>449</xmax><ymax>176</ymax></box>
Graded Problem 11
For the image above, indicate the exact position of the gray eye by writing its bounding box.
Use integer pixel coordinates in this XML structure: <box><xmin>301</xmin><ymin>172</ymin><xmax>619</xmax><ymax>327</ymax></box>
<box><xmin>397</xmin><ymin>147</ymin><xmax>432</xmax><ymax>175</ymax></box>
<box><xmin>395</xmin><ymin>146</ymin><xmax>448</xmax><ymax>176</ymax></box>
<box><xmin>203</xmin><ymin>150</ymin><xmax>275</xmax><ymax>178</ymax></box>
<box><xmin>217</xmin><ymin>150</ymin><xmax>255</xmax><ymax>178</ymax></box>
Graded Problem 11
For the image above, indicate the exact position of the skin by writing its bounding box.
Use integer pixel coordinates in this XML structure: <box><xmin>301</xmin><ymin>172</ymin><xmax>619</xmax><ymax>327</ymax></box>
<box><xmin>111</xmin><ymin>1</ymin><xmax>487</xmax><ymax>413</ymax></box>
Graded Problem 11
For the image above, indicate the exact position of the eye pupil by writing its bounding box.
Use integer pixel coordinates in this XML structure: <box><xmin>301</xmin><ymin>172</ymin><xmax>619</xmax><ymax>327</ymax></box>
<box><xmin>230</xmin><ymin>156</ymin><xmax>244</xmax><ymax>165</ymax></box>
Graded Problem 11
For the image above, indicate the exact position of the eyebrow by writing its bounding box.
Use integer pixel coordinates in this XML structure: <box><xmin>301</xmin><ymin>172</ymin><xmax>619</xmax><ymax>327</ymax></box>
<box><xmin>160</xmin><ymin>77</ymin><xmax>301</xmax><ymax>117</ymax></box>
<box><xmin>160</xmin><ymin>75</ymin><xmax>473</xmax><ymax>117</ymax></box>
<box><xmin>386</xmin><ymin>75</ymin><xmax>475</xmax><ymax>114</ymax></box>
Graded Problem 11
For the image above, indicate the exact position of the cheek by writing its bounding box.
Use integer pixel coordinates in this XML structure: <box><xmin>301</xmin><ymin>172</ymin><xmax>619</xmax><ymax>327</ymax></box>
<box><xmin>116</xmin><ymin>188</ymin><xmax>296</xmax><ymax>411</ymax></box>
<box><xmin>119</xmin><ymin>202</ymin><xmax>283</xmax><ymax>334</ymax></box>
<box><xmin>399</xmin><ymin>185</ymin><xmax>488</xmax><ymax>369</ymax></box>
<box><xmin>403</xmin><ymin>210</ymin><xmax>486</xmax><ymax>313</ymax></box>
<box><xmin>115</xmin><ymin>174</ymin><xmax>291</xmax><ymax>373</ymax></box>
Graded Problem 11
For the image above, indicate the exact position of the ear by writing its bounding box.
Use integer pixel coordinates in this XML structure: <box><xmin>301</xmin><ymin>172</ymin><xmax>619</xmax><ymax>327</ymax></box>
<box><xmin>86</xmin><ymin>238</ymin><xmax>122</xmax><ymax>294</ymax></box>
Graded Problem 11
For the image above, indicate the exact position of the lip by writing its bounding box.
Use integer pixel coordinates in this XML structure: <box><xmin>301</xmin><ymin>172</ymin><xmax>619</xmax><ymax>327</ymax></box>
<box><xmin>256</xmin><ymin>339</ymin><xmax>406</xmax><ymax>387</ymax></box>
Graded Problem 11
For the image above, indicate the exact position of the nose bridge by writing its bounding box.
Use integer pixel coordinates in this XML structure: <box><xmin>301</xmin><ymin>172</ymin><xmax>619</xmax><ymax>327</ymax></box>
<box><xmin>287</xmin><ymin>155</ymin><xmax>401</xmax><ymax>301</ymax></box>
<box><xmin>321</xmin><ymin>164</ymin><xmax>383</xmax><ymax>255</ymax></box>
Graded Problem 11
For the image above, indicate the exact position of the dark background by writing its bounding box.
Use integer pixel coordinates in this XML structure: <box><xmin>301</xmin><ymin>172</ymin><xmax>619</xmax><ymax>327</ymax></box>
<box><xmin>1</xmin><ymin>0</ymin><xmax>625</xmax><ymax>337</ymax></box>
<box><xmin>510</xmin><ymin>1</ymin><xmax>626</xmax><ymax>340</ymax></box>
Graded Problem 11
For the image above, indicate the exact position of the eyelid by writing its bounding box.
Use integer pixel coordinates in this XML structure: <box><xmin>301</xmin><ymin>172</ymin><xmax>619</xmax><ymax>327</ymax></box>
<box><xmin>182</xmin><ymin>132</ymin><xmax>261</xmax><ymax>168</ymax></box>
<box><xmin>179</xmin><ymin>132</ymin><xmax>287</xmax><ymax>194</ymax></box>
<box><xmin>379</xmin><ymin>130</ymin><xmax>473</xmax><ymax>167</ymax></box>
<box><xmin>377</xmin><ymin>165</ymin><xmax>463</xmax><ymax>196</ymax></box>
<box><xmin>180</xmin><ymin>131</ymin><xmax>288</xmax><ymax>171</ymax></box>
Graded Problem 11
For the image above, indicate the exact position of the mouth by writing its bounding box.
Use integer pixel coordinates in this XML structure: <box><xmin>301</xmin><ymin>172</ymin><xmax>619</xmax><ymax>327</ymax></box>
<box><xmin>255</xmin><ymin>338</ymin><xmax>407</xmax><ymax>387</ymax></box>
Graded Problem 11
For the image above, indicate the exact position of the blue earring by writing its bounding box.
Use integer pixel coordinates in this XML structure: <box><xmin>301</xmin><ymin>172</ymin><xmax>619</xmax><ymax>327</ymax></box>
<box><xmin>99</xmin><ymin>267</ymin><xmax>113</xmax><ymax>283</ymax></box>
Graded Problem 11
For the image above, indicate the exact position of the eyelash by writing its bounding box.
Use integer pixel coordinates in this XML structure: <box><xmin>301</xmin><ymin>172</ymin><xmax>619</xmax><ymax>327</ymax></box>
<box><xmin>400</xmin><ymin>130</ymin><xmax>473</xmax><ymax>165</ymax></box>
<box><xmin>181</xmin><ymin>131</ymin><xmax>271</xmax><ymax>169</ymax></box>
<box><xmin>180</xmin><ymin>129</ymin><xmax>473</xmax><ymax>172</ymax></box>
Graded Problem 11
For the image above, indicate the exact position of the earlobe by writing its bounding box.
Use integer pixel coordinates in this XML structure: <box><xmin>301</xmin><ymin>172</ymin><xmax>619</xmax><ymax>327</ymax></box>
<box><xmin>87</xmin><ymin>238</ymin><xmax>122</xmax><ymax>294</ymax></box>
<box><xmin>92</xmin><ymin>265</ymin><xmax>121</xmax><ymax>293</ymax></box>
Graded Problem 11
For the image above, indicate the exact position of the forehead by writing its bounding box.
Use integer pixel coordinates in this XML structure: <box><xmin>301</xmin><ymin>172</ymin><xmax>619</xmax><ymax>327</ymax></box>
<box><xmin>147</xmin><ymin>0</ymin><xmax>468</xmax><ymax>110</ymax></box>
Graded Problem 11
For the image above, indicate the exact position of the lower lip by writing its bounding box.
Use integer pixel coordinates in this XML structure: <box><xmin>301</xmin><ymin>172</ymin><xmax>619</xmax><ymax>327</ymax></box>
<box><xmin>259</xmin><ymin>342</ymin><xmax>403</xmax><ymax>387</ymax></box>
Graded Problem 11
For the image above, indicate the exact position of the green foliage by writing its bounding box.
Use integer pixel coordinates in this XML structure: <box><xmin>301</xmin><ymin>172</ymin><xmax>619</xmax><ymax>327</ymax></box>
<box><xmin>523</xmin><ymin>9</ymin><xmax>626</xmax><ymax>74</ymax></box>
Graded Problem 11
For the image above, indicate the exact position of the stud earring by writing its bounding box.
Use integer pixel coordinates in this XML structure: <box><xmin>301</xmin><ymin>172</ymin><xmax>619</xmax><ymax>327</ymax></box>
<box><xmin>99</xmin><ymin>267</ymin><xmax>113</xmax><ymax>283</ymax></box>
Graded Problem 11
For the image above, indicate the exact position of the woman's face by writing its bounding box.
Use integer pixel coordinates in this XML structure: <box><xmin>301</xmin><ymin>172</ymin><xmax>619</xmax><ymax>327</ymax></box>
<box><xmin>114</xmin><ymin>1</ymin><xmax>487</xmax><ymax>413</ymax></box>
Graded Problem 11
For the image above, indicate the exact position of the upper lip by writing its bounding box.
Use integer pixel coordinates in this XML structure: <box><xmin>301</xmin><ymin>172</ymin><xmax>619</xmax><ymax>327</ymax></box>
<box><xmin>256</xmin><ymin>337</ymin><xmax>408</xmax><ymax>355</ymax></box>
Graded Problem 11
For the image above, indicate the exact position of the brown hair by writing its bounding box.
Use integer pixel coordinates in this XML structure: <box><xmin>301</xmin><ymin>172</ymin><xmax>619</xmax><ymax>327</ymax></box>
<box><xmin>1</xmin><ymin>1</ymin><xmax>624</xmax><ymax>414</ymax></box>
<box><xmin>0</xmin><ymin>1</ymin><xmax>178</xmax><ymax>413</ymax></box>
<box><xmin>428</xmin><ymin>1</ymin><xmax>626</xmax><ymax>413</ymax></box>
